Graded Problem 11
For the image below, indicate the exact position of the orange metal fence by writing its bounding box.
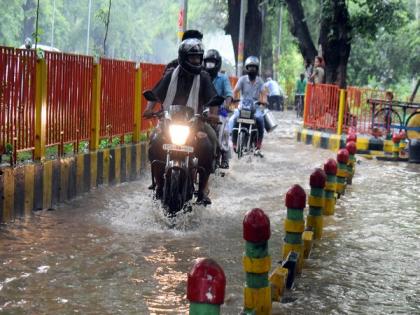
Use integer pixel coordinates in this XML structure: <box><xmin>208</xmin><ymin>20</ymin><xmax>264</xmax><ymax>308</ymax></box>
<box><xmin>140</xmin><ymin>63</ymin><xmax>165</xmax><ymax>131</ymax></box>
<box><xmin>343</xmin><ymin>87</ymin><xmax>387</xmax><ymax>135</ymax></box>
<box><xmin>0</xmin><ymin>46</ymin><xmax>232</xmax><ymax>158</ymax></box>
<box><xmin>100</xmin><ymin>58</ymin><xmax>136</xmax><ymax>139</ymax></box>
<box><xmin>45</xmin><ymin>52</ymin><xmax>93</xmax><ymax>146</ymax></box>
<box><xmin>0</xmin><ymin>47</ymin><xmax>36</xmax><ymax>153</ymax></box>
<box><xmin>304</xmin><ymin>83</ymin><xmax>340</xmax><ymax>132</ymax></box>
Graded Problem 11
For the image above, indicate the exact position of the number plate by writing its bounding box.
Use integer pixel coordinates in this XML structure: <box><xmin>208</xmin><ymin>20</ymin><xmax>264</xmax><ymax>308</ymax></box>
<box><xmin>237</xmin><ymin>118</ymin><xmax>255</xmax><ymax>124</ymax></box>
<box><xmin>163</xmin><ymin>143</ymin><xmax>194</xmax><ymax>153</ymax></box>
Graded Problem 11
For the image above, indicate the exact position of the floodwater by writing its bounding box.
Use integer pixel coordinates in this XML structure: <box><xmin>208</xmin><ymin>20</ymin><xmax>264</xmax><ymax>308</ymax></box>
<box><xmin>1</xmin><ymin>111</ymin><xmax>419</xmax><ymax>315</ymax></box>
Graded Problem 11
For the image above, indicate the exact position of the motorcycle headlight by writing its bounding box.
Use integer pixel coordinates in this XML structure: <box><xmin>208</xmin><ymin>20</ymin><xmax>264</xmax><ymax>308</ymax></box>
<box><xmin>169</xmin><ymin>124</ymin><xmax>190</xmax><ymax>145</ymax></box>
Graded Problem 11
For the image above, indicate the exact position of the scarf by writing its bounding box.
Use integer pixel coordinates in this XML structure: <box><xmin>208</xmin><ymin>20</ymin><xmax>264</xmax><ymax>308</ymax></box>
<box><xmin>162</xmin><ymin>65</ymin><xmax>201</xmax><ymax>113</ymax></box>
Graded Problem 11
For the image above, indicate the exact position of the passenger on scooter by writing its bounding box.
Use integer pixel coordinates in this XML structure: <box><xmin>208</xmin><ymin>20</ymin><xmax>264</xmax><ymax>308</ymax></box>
<box><xmin>143</xmin><ymin>38</ymin><xmax>221</xmax><ymax>205</ymax></box>
<box><xmin>203</xmin><ymin>49</ymin><xmax>233</xmax><ymax>169</ymax></box>
<box><xmin>228</xmin><ymin>56</ymin><xmax>267</xmax><ymax>157</ymax></box>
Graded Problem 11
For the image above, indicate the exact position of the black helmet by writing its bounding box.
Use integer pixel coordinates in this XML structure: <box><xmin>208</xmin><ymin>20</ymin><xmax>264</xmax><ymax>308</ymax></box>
<box><xmin>244</xmin><ymin>56</ymin><xmax>259</xmax><ymax>72</ymax></box>
<box><xmin>204</xmin><ymin>49</ymin><xmax>222</xmax><ymax>77</ymax></box>
<box><xmin>178</xmin><ymin>38</ymin><xmax>204</xmax><ymax>75</ymax></box>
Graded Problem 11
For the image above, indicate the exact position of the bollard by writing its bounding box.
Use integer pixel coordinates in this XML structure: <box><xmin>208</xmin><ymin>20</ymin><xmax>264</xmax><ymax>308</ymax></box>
<box><xmin>336</xmin><ymin>149</ymin><xmax>349</xmax><ymax>198</ymax></box>
<box><xmin>187</xmin><ymin>258</ymin><xmax>226</xmax><ymax>315</ymax></box>
<box><xmin>323</xmin><ymin>159</ymin><xmax>338</xmax><ymax>215</ymax></box>
<box><xmin>306</xmin><ymin>168</ymin><xmax>327</xmax><ymax>240</ymax></box>
<box><xmin>346</xmin><ymin>141</ymin><xmax>357</xmax><ymax>185</ymax></box>
<box><xmin>392</xmin><ymin>133</ymin><xmax>401</xmax><ymax>159</ymax></box>
<box><xmin>242</xmin><ymin>208</ymin><xmax>272</xmax><ymax>315</ymax></box>
<box><xmin>346</xmin><ymin>133</ymin><xmax>357</xmax><ymax>144</ymax></box>
<box><xmin>283</xmin><ymin>185</ymin><xmax>306</xmax><ymax>274</ymax></box>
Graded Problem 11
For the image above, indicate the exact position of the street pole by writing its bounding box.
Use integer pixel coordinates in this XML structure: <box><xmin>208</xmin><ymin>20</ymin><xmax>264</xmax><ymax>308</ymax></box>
<box><xmin>178</xmin><ymin>0</ymin><xmax>188</xmax><ymax>43</ymax></box>
<box><xmin>86</xmin><ymin>0</ymin><xmax>92</xmax><ymax>55</ymax></box>
<box><xmin>237</xmin><ymin>0</ymin><xmax>247</xmax><ymax>77</ymax></box>
<box><xmin>35</xmin><ymin>0</ymin><xmax>40</xmax><ymax>50</ymax></box>
<box><xmin>50</xmin><ymin>0</ymin><xmax>56</xmax><ymax>47</ymax></box>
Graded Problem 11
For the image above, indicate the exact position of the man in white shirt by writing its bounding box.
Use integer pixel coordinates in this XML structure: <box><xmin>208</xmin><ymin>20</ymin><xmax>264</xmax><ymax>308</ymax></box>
<box><xmin>264</xmin><ymin>77</ymin><xmax>284</xmax><ymax>111</ymax></box>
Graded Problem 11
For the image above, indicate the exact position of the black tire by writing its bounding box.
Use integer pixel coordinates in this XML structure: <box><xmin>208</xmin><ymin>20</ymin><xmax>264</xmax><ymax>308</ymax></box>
<box><xmin>374</xmin><ymin>108</ymin><xmax>403</xmax><ymax>134</ymax></box>
<box><xmin>166</xmin><ymin>169</ymin><xmax>183</xmax><ymax>215</ymax></box>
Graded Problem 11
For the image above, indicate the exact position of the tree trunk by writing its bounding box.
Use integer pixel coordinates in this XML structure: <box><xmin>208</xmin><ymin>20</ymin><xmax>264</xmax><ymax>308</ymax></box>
<box><xmin>261</xmin><ymin>4</ymin><xmax>273</xmax><ymax>78</ymax></box>
<box><xmin>244</xmin><ymin>0</ymin><xmax>263</xmax><ymax>59</ymax></box>
<box><xmin>284</xmin><ymin>0</ymin><xmax>317</xmax><ymax>63</ymax></box>
<box><xmin>22</xmin><ymin>0</ymin><xmax>36</xmax><ymax>42</ymax></box>
<box><xmin>225</xmin><ymin>0</ymin><xmax>241</xmax><ymax>65</ymax></box>
<box><xmin>318</xmin><ymin>0</ymin><xmax>351</xmax><ymax>88</ymax></box>
<box><xmin>225</xmin><ymin>0</ymin><xmax>263</xmax><ymax>70</ymax></box>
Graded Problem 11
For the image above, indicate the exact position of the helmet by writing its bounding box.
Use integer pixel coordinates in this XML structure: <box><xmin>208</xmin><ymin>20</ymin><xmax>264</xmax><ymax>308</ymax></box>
<box><xmin>204</xmin><ymin>49</ymin><xmax>222</xmax><ymax>77</ymax></box>
<box><xmin>178</xmin><ymin>38</ymin><xmax>204</xmax><ymax>75</ymax></box>
<box><xmin>244</xmin><ymin>56</ymin><xmax>259</xmax><ymax>72</ymax></box>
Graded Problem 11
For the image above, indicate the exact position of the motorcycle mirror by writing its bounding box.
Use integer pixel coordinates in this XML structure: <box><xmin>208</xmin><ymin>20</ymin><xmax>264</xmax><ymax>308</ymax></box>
<box><xmin>143</xmin><ymin>90</ymin><xmax>158</xmax><ymax>101</ymax></box>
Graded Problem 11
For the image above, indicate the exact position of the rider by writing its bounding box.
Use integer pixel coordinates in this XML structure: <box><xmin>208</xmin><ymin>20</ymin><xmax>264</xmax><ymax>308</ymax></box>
<box><xmin>228</xmin><ymin>56</ymin><xmax>267</xmax><ymax>157</ymax></box>
<box><xmin>143</xmin><ymin>38</ymin><xmax>222</xmax><ymax>205</ymax></box>
<box><xmin>164</xmin><ymin>30</ymin><xmax>203</xmax><ymax>75</ymax></box>
<box><xmin>203</xmin><ymin>49</ymin><xmax>233</xmax><ymax>169</ymax></box>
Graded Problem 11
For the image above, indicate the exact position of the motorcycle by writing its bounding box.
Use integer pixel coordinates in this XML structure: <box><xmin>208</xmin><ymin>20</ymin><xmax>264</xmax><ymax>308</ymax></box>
<box><xmin>204</xmin><ymin>105</ymin><xmax>231</xmax><ymax>174</ymax></box>
<box><xmin>144</xmin><ymin>91</ymin><xmax>224</xmax><ymax>217</ymax></box>
<box><xmin>232</xmin><ymin>100</ymin><xmax>267</xmax><ymax>159</ymax></box>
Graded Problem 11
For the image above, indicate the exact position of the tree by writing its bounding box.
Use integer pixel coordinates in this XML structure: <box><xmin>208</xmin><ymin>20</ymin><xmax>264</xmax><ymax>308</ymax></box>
<box><xmin>284</xmin><ymin>0</ymin><xmax>408</xmax><ymax>88</ymax></box>
<box><xmin>225</xmin><ymin>0</ymin><xmax>263</xmax><ymax>71</ymax></box>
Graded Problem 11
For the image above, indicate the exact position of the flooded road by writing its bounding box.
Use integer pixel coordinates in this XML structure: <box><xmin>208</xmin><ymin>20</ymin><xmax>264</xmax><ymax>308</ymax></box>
<box><xmin>1</xmin><ymin>112</ymin><xmax>419</xmax><ymax>314</ymax></box>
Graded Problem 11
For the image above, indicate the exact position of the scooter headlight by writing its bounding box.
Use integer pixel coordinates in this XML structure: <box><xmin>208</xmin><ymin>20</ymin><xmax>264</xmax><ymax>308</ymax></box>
<box><xmin>169</xmin><ymin>124</ymin><xmax>190</xmax><ymax>145</ymax></box>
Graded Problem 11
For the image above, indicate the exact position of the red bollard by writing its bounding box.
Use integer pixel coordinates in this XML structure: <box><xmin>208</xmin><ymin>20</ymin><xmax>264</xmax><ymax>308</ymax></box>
<box><xmin>243</xmin><ymin>208</ymin><xmax>271</xmax><ymax>315</ymax></box>
<box><xmin>306</xmin><ymin>168</ymin><xmax>327</xmax><ymax>239</ymax></box>
<box><xmin>346</xmin><ymin>133</ymin><xmax>357</xmax><ymax>144</ymax></box>
<box><xmin>346</xmin><ymin>141</ymin><xmax>357</xmax><ymax>184</ymax></box>
<box><xmin>188</xmin><ymin>258</ymin><xmax>226</xmax><ymax>315</ymax></box>
<box><xmin>323</xmin><ymin>158</ymin><xmax>338</xmax><ymax>215</ymax></box>
<box><xmin>336</xmin><ymin>149</ymin><xmax>349</xmax><ymax>197</ymax></box>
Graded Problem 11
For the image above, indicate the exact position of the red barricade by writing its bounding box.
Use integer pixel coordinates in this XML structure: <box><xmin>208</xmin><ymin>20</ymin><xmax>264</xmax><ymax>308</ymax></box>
<box><xmin>344</xmin><ymin>87</ymin><xmax>388</xmax><ymax>135</ymax></box>
<box><xmin>304</xmin><ymin>83</ymin><xmax>340</xmax><ymax>132</ymax></box>
<box><xmin>0</xmin><ymin>47</ymin><xmax>36</xmax><ymax>153</ymax></box>
<box><xmin>45</xmin><ymin>52</ymin><xmax>93</xmax><ymax>146</ymax></box>
<box><xmin>100</xmin><ymin>58</ymin><xmax>136</xmax><ymax>138</ymax></box>
<box><xmin>140</xmin><ymin>63</ymin><xmax>165</xmax><ymax>131</ymax></box>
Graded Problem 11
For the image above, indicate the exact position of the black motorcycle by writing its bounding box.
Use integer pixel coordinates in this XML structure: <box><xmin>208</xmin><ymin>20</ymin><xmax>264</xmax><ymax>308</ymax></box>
<box><xmin>144</xmin><ymin>93</ymin><xmax>224</xmax><ymax>217</ymax></box>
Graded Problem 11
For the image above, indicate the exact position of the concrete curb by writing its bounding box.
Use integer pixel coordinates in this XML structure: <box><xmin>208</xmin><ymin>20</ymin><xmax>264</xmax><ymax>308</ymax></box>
<box><xmin>0</xmin><ymin>142</ymin><xmax>148</xmax><ymax>224</ymax></box>
<box><xmin>295</xmin><ymin>127</ymin><xmax>387</xmax><ymax>155</ymax></box>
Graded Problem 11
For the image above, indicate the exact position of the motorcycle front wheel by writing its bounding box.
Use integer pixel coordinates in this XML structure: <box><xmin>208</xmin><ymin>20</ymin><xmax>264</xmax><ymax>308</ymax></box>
<box><xmin>165</xmin><ymin>169</ymin><xmax>184</xmax><ymax>216</ymax></box>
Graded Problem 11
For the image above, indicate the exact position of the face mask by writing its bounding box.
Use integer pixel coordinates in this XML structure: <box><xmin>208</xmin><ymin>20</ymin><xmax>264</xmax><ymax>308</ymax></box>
<box><xmin>248</xmin><ymin>71</ymin><xmax>257</xmax><ymax>80</ymax></box>
<box><xmin>205</xmin><ymin>62</ymin><xmax>216</xmax><ymax>69</ymax></box>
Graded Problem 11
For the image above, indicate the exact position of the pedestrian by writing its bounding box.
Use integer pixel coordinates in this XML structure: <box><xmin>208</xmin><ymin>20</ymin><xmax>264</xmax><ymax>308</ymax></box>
<box><xmin>264</xmin><ymin>77</ymin><xmax>284</xmax><ymax>111</ymax></box>
<box><xmin>310</xmin><ymin>56</ymin><xmax>325</xmax><ymax>84</ymax></box>
<box><xmin>295</xmin><ymin>73</ymin><xmax>307</xmax><ymax>117</ymax></box>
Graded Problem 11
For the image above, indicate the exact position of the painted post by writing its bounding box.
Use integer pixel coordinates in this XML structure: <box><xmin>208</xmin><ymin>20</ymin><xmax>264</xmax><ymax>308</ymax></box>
<box><xmin>283</xmin><ymin>185</ymin><xmax>306</xmax><ymax>273</ymax></box>
<box><xmin>392</xmin><ymin>133</ymin><xmax>401</xmax><ymax>159</ymax></box>
<box><xmin>90</xmin><ymin>63</ymin><xmax>101</xmax><ymax>151</ymax></box>
<box><xmin>336</xmin><ymin>89</ymin><xmax>346</xmax><ymax>136</ymax></box>
<box><xmin>133</xmin><ymin>66</ymin><xmax>142</xmax><ymax>143</ymax></box>
<box><xmin>306</xmin><ymin>168</ymin><xmax>327</xmax><ymax>240</ymax></box>
<box><xmin>323</xmin><ymin>158</ymin><xmax>337</xmax><ymax>216</ymax></box>
<box><xmin>336</xmin><ymin>149</ymin><xmax>349</xmax><ymax>197</ymax></box>
<box><xmin>242</xmin><ymin>208</ymin><xmax>271</xmax><ymax>315</ymax></box>
<box><xmin>34</xmin><ymin>58</ymin><xmax>47</xmax><ymax>161</ymax></box>
<box><xmin>187</xmin><ymin>258</ymin><xmax>226</xmax><ymax>315</ymax></box>
<box><xmin>346</xmin><ymin>141</ymin><xmax>357</xmax><ymax>185</ymax></box>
